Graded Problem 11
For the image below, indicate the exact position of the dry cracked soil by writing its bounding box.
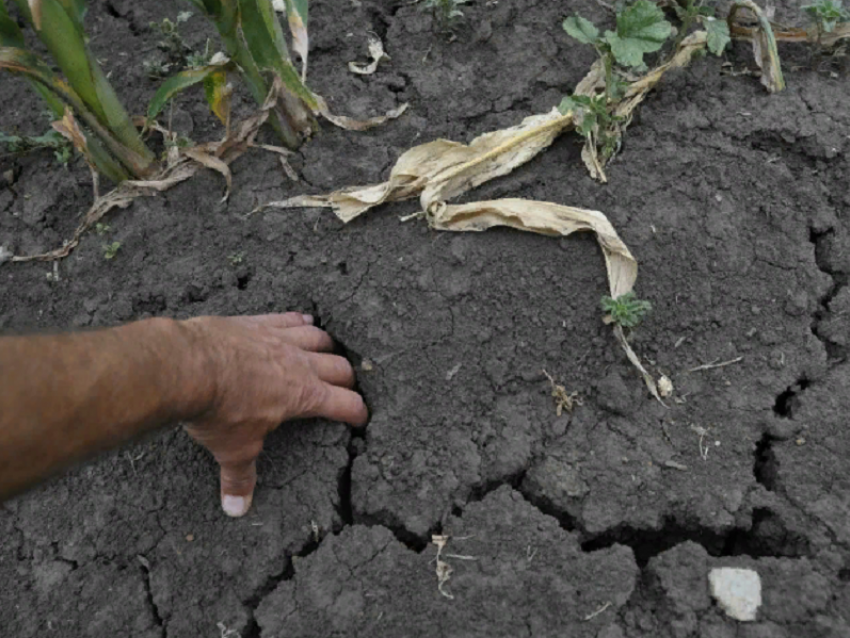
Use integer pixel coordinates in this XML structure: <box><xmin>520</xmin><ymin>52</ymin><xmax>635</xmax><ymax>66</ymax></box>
<box><xmin>1</xmin><ymin>0</ymin><xmax>849</xmax><ymax>637</ymax></box>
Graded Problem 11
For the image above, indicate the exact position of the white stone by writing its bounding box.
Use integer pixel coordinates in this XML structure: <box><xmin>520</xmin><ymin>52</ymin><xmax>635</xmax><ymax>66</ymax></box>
<box><xmin>708</xmin><ymin>567</ymin><xmax>762</xmax><ymax>621</ymax></box>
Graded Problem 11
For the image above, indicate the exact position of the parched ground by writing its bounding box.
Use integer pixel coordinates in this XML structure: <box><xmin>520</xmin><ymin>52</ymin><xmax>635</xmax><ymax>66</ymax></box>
<box><xmin>1</xmin><ymin>0</ymin><xmax>848</xmax><ymax>637</ymax></box>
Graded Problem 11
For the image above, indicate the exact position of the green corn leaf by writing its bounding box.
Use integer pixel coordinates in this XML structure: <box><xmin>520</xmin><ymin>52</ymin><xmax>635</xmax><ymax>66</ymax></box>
<box><xmin>604</xmin><ymin>0</ymin><xmax>671</xmax><ymax>67</ymax></box>
<box><xmin>704</xmin><ymin>17</ymin><xmax>730</xmax><ymax>55</ymax></box>
<box><xmin>147</xmin><ymin>63</ymin><xmax>233</xmax><ymax>121</ymax></box>
<box><xmin>239</xmin><ymin>0</ymin><xmax>289</xmax><ymax>69</ymax></box>
<box><xmin>283</xmin><ymin>0</ymin><xmax>308</xmax><ymax>78</ymax></box>
<box><xmin>563</xmin><ymin>15</ymin><xmax>599</xmax><ymax>44</ymax></box>
<box><xmin>0</xmin><ymin>1</ymin><xmax>26</xmax><ymax>47</ymax></box>
<box><xmin>239</xmin><ymin>0</ymin><xmax>317</xmax><ymax>108</ymax></box>
<box><xmin>12</xmin><ymin>0</ymin><xmax>153</xmax><ymax>166</ymax></box>
<box><xmin>0</xmin><ymin>46</ymin><xmax>138</xmax><ymax>179</ymax></box>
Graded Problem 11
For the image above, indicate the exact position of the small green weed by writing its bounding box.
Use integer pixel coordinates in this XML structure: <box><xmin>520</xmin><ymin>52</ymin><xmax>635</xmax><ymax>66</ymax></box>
<box><xmin>559</xmin><ymin>93</ymin><xmax>624</xmax><ymax>160</ymax></box>
<box><xmin>670</xmin><ymin>0</ymin><xmax>731</xmax><ymax>54</ymax></box>
<box><xmin>803</xmin><ymin>0</ymin><xmax>850</xmax><ymax>32</ymax></box>
<box><xmin>227</xmin><ymin>251</ymin><xmax>245</xmax><ymax>266</ymax></box>
<box><xmin>421</xmin><ymin>0</ymin><xmax>473</xmax><ymax>31</ymax></box>
<box><xmin>144</xmin><ymin>12</ymin><xmax>212</xmax><ymax>80</ymax></box>
<box><xmin>103</xmin><ymin>241</ymin><xmax>122</xmax><ymax>260</ymax></box>
<box><xmin>95</xmin><ymin>222</ymin><xmax>111</xmax><ymax>236</ymax></box>
<box><xmin>0</xmin><ymin>129</ymin><xmax>73</xmax><ymax>166</ymax></box>
<box><xmin>601</xmin><ymin>292</ymin><xmax>652</xmax><ymax>328</ymax></box>
<box><xmin>803</xmin><ymin>0</ymin><xmax>850</xmax><ymax>34</ymax></box>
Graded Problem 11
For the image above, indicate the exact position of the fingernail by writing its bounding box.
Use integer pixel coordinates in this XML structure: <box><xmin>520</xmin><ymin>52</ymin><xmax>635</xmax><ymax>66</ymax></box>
<box><xmin>222</xmin><ymin>495</ymin><xmax>249</xmax><ymax>517</ymax></box>
<box><xmin>302</xmin><ymin>314</ymin><xmax>314</xmax><ymax>324</ymax></box>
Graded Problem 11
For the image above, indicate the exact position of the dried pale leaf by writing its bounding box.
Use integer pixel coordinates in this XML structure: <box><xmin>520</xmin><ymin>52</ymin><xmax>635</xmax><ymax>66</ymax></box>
<box><xmin>28</xmin><ymin>0</ymin><xmax>42</xmax><ymax>30</ymax></box>
<box><xmin>182</xmin><ymin>147</ymin><xmax>233</xmax><ymax>201</ymax></box>
<box><xmin>258</xmin><ymin>108</ymin><xmax>575</xmax><ymax>221</ymax></box>
<box><xmin>729</xmin><ymin>0</ymin><xmax>784</xmax><ymax>92</ymax></box>
<box><xmin>316</xmin><ymin>99</ymin><xmax>408</xmax><ymax>132</ymax></box>
<box><xmin>658</xmin><ymin>374</ymin><xmax>674</xmax><ymax>397</ymax></box>
<box><xmin>285</xmin><ymin>0</ymin><xmax>310</xmax><ymax>80</ymax></box>
<box><xmin>731</xmin><ymin>22</ymin><xmax>850</xmax><ymax>47</ymax></box>
<box><xmin>51</xmin><ymin>109</ymin><xmax>87</xmax><ymax>155</ymax></box>
<box><xmin>257</xmin><ymin>57</ymin><xmax>630</xmax><ymax>220</ymax></box>
<box><xmin>348</xmin><ymin>35</ymin><xmax>390</xmax><ymax>75</ymax></box>
<box><xmin>277</xmin><ymin>155</ymin><xmax>299</xmax><ymax>181</ymax></box>
<box><xmin>614</xmin><ymin>324</ymin><xmax>664</xmax><ymax>403</ymax></box>
<box><xmin>428</xmin><ymin>198</ymin><xmax>637</xmax><ymax>299</ymax></box>
<box><xmin>581</xmin><ymin>139</ymin><xmax>607</xmax><ymax>183</ymax></box>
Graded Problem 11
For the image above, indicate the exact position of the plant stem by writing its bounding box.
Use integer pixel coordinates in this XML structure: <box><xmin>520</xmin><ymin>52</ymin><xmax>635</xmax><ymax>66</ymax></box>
<box><xmin>218</xmin><ymin>30</ymin><xmax>301</xmax><ymax>148</ymax></box>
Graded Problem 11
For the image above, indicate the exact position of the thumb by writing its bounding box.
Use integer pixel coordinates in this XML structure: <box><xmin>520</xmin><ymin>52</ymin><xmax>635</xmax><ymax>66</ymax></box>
<box><xmin>218</xmin><ymin>456</ymin><xmax>258</xmax><ymax>518</ymax></box>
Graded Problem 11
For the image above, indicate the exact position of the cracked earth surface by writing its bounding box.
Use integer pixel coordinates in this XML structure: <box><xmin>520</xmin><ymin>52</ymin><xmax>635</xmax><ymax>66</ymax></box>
<box><xmin>1</xmin><ymin>0</ymin><xmax>849</xmax><ymax>636</ymax></box>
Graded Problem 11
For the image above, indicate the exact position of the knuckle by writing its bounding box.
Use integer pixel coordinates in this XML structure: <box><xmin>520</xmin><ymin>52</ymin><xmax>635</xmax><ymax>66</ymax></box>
<box><xmin>298</xmin><ymin>380</ymin><xmax>328</xmax><ymax>413</ymax></box>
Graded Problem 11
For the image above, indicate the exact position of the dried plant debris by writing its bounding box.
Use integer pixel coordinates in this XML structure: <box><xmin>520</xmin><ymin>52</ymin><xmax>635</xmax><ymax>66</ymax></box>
<box><xmin>542</xmin><ymin>370</ymin><xmax>582</xmax><ymax>416</ymax></box>
<box><xmin>349</xmin><ymin>35</ymin><xmax>390</xmax><ymax>75</ymax></box>
<box><xmin>729</xmin><ymin>0</ymin><xmax>785</xmax><ymax>92</ymax></box>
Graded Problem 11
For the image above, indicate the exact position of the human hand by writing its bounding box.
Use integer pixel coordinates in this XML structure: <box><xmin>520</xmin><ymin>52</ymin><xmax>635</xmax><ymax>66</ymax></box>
<box><xmin>181</xmin><ymin>312</ymin><xmax>367</xmax><ymax>517</ymax></box>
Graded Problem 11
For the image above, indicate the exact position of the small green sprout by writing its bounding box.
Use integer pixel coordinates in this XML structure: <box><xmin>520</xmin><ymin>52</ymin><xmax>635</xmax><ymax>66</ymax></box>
<box><xmin>563</xmin><ymin>1</ymin><xmax>672</xmax><ymax>72</ymax></box>
<box><xmin>559</xmin><ymin>93</ymin><xmax>625</xmax><ymax>160</ymax></box>
<box><xmin>103</xmin><ymin>242</ymin><xmax>122</xmax><ymax>260</ymax></box>
<box><xmin>145</xmin><ymin>13</ymin><xmax>211</xmax><ymax>79</ymax></box>
<box><xmin>803</xmin><ymin>0</ymin><xmax>850</xmax><ymax>33</ymax></box>
<box><xmin>670</xmin><ymin>0</ymin><xmax>730</xmax><ymax>55</ymax></box>
<box><xmin>0</xmin><ymin>129</ymin><xmax>73</xmax><ymax>166</ymax></box>
<box><xmin>227</xmin><ymin>251</ymin><xmax>245</xmax><ymax>266</ymax></box>
<box><xmin>601</xmin><ymin>292</ymin><xmax>652</xmax><ymax>328</ymax></box>
<box><xmin>95</xmin><ymin>222</ymin><xmax>111</xmax><ymax>236</ymax></box>
<box><xmin>421</xmin><ymin>0</ymin><xmax>472</xmax><ymax>30</ymax></box>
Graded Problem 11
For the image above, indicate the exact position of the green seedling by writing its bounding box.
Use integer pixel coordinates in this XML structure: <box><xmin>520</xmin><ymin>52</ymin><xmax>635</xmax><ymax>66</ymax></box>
<box><xmin>561</xmin><ymin>1</ymin><xmax>677</xmax><ymax>171</ymax></box>
<box><xmin>0</xmin><ymin>128</ymin><xmax>72</xmax><ymax>166</ymax></box>
<box><xmin>564</xmin><ymin>1</ymin><xmax>672</xmax><ymax>79</ymax></box>
<box><xmin>147</xmin><ymin>12</ymin><xmax>212</xmax><ymax>76</ymax></box>
<box><xmin>558</xmin><ymin>93</ymin><xmax>624</xmax><ymax>160</ymax></box>
<box><xmin>601</xmin><ymin>292</ymin><xmax>652</xmax><ymax>328</ymax></box>
<box><xmin>803</xmin><ymin>0</ymin><xmax>850</xmax><ymax>33</ymax></box>
<box><xmin>227</xmin><ymin>251</ymin><xmax>245</xmax><ymax>265</ymax></box>
<box><xmin>421</xmin><ymin>0</ymin><xmax>472</xmax><ymax>30</ymax></box>
<box><xmin>671</xmin><ymin>0</ymin><xmax>730</xmax><ymax>54</ymax></box>
<box><xmin>103</xmin><ymin>241</ymin><xmax>121</xmax><ymax>260</ymax></box>
<box><xmin>95</xmin><ymin>222</ymin><xmax>111</xmax><ymax>235</ymax></box>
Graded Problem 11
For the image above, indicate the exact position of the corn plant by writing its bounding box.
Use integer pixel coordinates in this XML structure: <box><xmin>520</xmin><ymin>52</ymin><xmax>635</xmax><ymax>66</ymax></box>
<box><xmin>0</xmin><ymin>0</ymin><xmax>156</xmax><ymax>181</ymax></box>
<box><xmin>148</xmin><ymin>0</ymin><xmax>319</xmax><ymax>149</ymax></box>
<box><xmin>1</xmin><ymin>0</ymin><xmax>318</xmax><ymax>187</ymax></box>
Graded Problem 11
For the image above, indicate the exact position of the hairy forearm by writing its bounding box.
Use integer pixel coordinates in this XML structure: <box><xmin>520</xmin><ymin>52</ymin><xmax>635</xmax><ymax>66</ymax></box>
<box><xmin>0</xmin><ymin>318</ymin><xmax>214</xmax><ymax>500</ymax></box>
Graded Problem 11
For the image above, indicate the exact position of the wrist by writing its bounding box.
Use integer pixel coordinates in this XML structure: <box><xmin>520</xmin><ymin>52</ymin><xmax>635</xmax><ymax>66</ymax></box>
<box><xmin>153</xmin><ymin>317</ymin><xmax>218</xmax><ymax>422</ymax></box>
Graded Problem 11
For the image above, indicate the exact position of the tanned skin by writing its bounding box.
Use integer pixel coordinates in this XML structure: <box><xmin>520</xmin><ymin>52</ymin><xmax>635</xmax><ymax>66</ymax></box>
<box><xmin>0</xmin><ymin>312</ymin><xmax>368</xmax><ymax>517</ymax></box>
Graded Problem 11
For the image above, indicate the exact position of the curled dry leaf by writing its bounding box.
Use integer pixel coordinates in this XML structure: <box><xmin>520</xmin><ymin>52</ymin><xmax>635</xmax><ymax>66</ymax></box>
<box><xmin>314</xmin><ymin>97</ymin><xmax>408</xmax><ymax>132</ymax></box>
<box><xmin>349</xmin><ymin>35</ymin><xmax>390</xmax><ymax>75</ymax></box>
<box><xmin>181</xmin><ymin>147</ymin><xmax>233</xmax><ymax>202</ymax></box>
<box><xmin>427</xmin><ymin>199</ymin><xmax>637</xmax><ymax>299</ymax></box>
<box><xmin>259</xmin><ymin>108</ymin><xmax>576</xmax><ymax>221</ymax></box>
<box><xmin>728</xmin><ymin>0</ymin><xmax>785</xmax><ymax>93</ymax></box>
